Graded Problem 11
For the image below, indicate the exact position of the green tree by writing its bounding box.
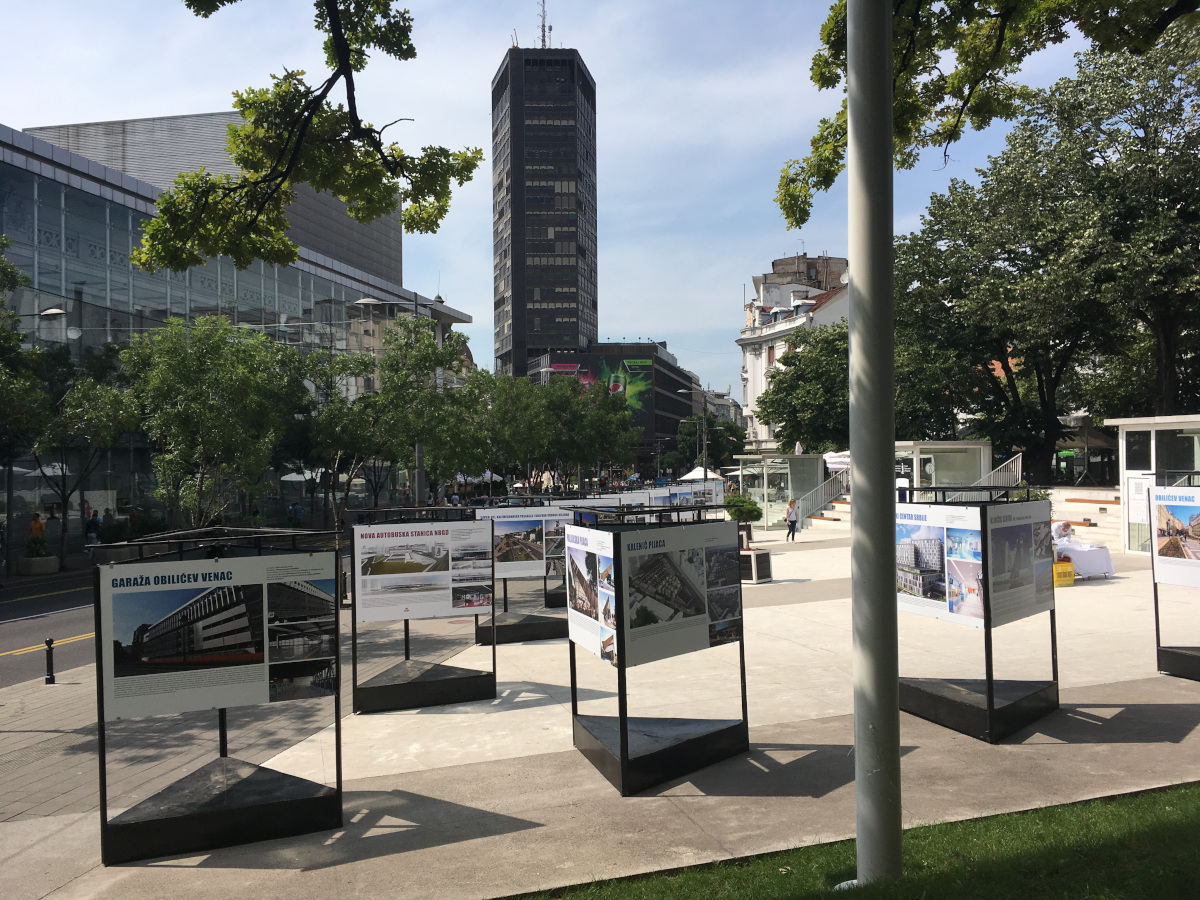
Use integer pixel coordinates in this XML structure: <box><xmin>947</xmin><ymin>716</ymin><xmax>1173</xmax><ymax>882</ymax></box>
<box><xmin>377</xmin><ymin>316</ymin><xmax>471</xmax><ymax>499</ymax></box>
<box><xmin>755</xmin><ymin>323</ymin><xmax>852</xmax><ymax>453</ymax></box>
<box><xmin>303</xmin><ymin>348</ymin><xmax>381</xmax><ymax>530</ymax></box>
<box><xmin>133</xmin><ymin>1</ymin><xmax>483</xmax><ymax>273</ymax></box>
<box><xmin>580</xmin><ymin>382</ymin><xmax>641</xmax><ymax>480</ymax></box>
<box><xmin>1</xmin><ymin>268</ymin><xmax>46</xmax><ymax>565</ymax></box>
<box><xmin>778</xmin><ymin>1</ymin><xmax>1199</xmax><ymax>228</ymax></box>
<box><xmin>480</xmin><ymin>373</ymin><xmax>545</xmax><ymax>486</ymax></box>
<box><xmin>0</xmin><ymin>235</ymin><xmax>25</xmax><ymax>296</ymax></box>
<box><xmin>122</xmin><ymin>317</ymin><xmax>304</xmax><ymax>527</ymax></box>
<box><xmin>1047</xmin><ymin>44</ymin><xmax>1200</xmax><ymax>414</ymax></box>
<box><xmin>754</xmin><ymin>316</ymin><xmax>965</xmax><ymax>457</ymax></box>
<box><xmin>894</xmin><ymin>133</ymin><xmax>1115</xmax><ymax>482</ymax></box>
<box><xmin>32</xmin><ymin>377</ymin><xmax>136</xmax><ymax>562</ymax></box>
<box><xmin>422</xmin><ymin>367</ymin><xmax>492</xmax><ymax>494</ymax></box>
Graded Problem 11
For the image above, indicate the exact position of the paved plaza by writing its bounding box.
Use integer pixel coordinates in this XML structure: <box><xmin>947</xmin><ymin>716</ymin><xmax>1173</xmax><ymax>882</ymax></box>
<box><xmin>4</xmin><ymin>530</ymin><xmax>1200</xmax><ymax>899</ymax></box>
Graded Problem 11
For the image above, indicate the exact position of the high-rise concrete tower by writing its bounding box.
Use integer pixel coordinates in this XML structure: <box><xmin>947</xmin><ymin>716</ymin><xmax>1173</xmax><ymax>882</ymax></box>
<box><xmin>491</xmin><ymin>47</ymin><xmax>597</xmax><ymax>376</ymax></box>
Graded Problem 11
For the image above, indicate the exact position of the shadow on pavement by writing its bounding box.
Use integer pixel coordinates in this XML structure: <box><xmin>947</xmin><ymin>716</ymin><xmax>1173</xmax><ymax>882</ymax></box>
<box><xmin>1013</xmin><ymin>702</ymin><xmax>1200</xmax><ymax>745</ymax></box>
<box><xmin>172</xmin><ymin>789</ymin><xmax>541</xmax><ymax>871</ymax></box>
<box><xmin>652</xmin><ymin>742</ymin><xmax>917</xmax><ymax>799</ymax></box>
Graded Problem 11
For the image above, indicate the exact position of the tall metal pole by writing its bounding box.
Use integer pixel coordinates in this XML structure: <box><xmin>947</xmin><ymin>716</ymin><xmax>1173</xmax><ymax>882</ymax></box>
<box><xmin>846</xmin><ymin>0</ymin><xmax>902</xmax><ymax>884</ymax></box>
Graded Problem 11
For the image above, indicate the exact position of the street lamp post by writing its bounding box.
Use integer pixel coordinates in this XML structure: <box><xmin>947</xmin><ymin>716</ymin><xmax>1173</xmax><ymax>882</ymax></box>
<box><xmin>676</xmin><ymin>388</ymin><xmax>709</xmax><ymax>484</ymax></box>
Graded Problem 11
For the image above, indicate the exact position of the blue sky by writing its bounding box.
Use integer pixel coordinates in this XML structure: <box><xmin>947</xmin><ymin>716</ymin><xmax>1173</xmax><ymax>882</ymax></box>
<box><xmin>896</xmin><ymin>523</ymin><xmax>944</xmax><ymax>545</ymax></box>
<box><xmin>112</xmin><ymin>587</ymin><xmax>205</xmax><ymax>644</ymax></box>
<box><xmin>2</xmin><ymin>1</ymin><xmax>1086</xmax><ymax>391</ymax></box>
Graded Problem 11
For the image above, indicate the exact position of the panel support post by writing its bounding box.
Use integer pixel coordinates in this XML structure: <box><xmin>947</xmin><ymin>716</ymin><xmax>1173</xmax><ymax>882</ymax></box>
<box><xmin>847</xmin><ymin>0</ymin><xmax>902</xmax><ymax>884</ymax></box>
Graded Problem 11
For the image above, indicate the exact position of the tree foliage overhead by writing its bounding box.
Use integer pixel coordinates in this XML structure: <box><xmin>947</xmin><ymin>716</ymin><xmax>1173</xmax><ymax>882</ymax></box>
<box><xmin>133</xmin><ymin>0</ymin><xmax>484</xmax><ymax>272</ymax></box>
<box><xmin>777</xmin><ymin>0</ymin><xmax>1199</xmax><ymax>228</ymax></box>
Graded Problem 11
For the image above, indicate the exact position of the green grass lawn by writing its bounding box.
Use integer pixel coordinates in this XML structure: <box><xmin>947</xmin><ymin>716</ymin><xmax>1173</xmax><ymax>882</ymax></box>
<box><xmin>524</xmin><ymin>782</ymin><xmax>1200</xmax><ymax>900</ymax></box>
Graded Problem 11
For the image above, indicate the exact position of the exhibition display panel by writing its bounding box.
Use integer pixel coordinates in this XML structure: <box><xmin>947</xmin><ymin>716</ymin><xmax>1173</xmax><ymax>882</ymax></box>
<box><xmin>566</xmin><ymin>517</ymin><xmax>748</xmax><ymax>795</ymax></box>
<box><xmin>351</xmin><ymin>520</ymin><xmax>497</xmax><ymax>712</ymax></box>
<box><xmin>896</xmin><ymin>496</ymin><xmax>1059</xmax><ymax>743</ymax></box>
<box><xmin>475</xmin><ymin>508</ymin><xmax>573</xmax><ymax>644</ymax></box>
<box><xmin>94</xmin><ymin>550</ymin><xmax>342</xmax><ymax>865</ymax></box>
<box><xmin>1150</xmin><ymin>483</ymin><xmax>1200</xmax><ymax>681</ymax></box>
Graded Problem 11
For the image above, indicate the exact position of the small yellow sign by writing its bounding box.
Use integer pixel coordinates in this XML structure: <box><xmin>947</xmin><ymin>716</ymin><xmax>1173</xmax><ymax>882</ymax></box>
<box><xmin>1053</xmin><ymin>561</ymin><xmax>1075</xmax><ymax>587</ymax></box>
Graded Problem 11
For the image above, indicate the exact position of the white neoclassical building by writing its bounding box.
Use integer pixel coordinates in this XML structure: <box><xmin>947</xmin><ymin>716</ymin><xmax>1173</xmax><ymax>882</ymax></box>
<box><xmin>737</xmin><ymin>254</ymin><xmax>848</xmax><ymax>452</ymax></box>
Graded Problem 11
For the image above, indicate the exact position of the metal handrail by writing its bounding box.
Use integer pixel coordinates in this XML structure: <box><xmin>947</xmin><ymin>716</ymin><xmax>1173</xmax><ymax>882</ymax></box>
<box><xmin>945</xmin><ymin>452</ymin><xmax>1023</xmax><ymax>502</ymax></box>
<box><xmin>797</xmin><ymin>469</ymin><xmax>851</xmax><ymax>528</ymax></box>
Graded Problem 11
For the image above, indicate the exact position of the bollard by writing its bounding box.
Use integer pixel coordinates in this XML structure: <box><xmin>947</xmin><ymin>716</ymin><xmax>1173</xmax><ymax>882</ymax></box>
<box><xmin>45</xmin><ymin>638</ymin><xmax>55</xmax><ymax>685</ymax></box>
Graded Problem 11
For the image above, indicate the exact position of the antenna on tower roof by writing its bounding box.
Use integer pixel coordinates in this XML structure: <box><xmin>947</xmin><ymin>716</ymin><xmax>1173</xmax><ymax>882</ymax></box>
<box><xmin>539</xmin><ymin>0</ymin><xmax>548</xmax><ymax>49</ymax></box>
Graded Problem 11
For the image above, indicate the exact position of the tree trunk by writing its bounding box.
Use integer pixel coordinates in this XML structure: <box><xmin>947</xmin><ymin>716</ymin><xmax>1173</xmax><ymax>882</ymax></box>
<box><xmin>1152</xmin><ymin>317</ymin><xmax>1180</xmax><ymax>416</ymax></box>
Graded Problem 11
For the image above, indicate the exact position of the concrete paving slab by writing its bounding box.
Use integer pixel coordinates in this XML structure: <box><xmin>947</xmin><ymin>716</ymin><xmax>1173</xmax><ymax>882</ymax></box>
<box><xmin>5</xmin><ymin>538</ymin><xmax>1200</xmax><ymax>900</ymax></box>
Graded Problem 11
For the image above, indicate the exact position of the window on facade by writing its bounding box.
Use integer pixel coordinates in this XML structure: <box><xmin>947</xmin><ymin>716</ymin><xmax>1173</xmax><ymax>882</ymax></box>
<box><xmin>1126</xmin><ymin>430</ymin><xmax>1151</xmax><ymax>471</ymax></box>
<box><xmin>767</xmin><ymin>345</ymin><xmax>775</xmax><ymax>365</ymax></box>
<box><xmin>1154</xmin><ymin>429</ymin><xmax>1197</xmax><ymax>474</ymax></box>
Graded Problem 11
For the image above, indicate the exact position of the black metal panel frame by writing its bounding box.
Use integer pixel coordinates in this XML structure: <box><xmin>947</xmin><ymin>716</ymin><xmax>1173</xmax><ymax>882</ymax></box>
<box><xmin>568</xmin><ymin>518</ymin><xmax>750</xmax><ymax>795</ymax></box>
<box><xmin>1149</xmin><ymin>480</ymin><xmax>1200</xmax><ymax>683</ymax></box>
<box><xmin>475</xmin><ymin>576</ymin><xmax>568</xmax><ymax>645</ymax></box>
<box><xmin>897</xmin><ymin>498</ymin><xmax>1059</xmax><ymax>744</ymax></box>
<box><xmin>350</xmin><ymin>523</ymin><xmax>497</xmax><ymax>713</ymax></box>
<box><xmin>93</xmin><ymin>542</ymin><xmax>343</xmax><ymax>865</ymax></box>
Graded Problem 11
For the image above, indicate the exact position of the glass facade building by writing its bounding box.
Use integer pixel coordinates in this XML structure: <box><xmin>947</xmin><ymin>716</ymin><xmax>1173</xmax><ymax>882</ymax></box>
<box><xmin>492</xmin><ymin>48</ymin><xmax>598</xmax><ymax>376</ymax></box>
<box><xmin>0</xmin><ymin>122</ymin><xmax>468</xmax><ymax>361</ymax></box>
<box><xmin>0</xmin><ymin>121</ymin><xmax>470</xmax><ymax>530</ymax></box>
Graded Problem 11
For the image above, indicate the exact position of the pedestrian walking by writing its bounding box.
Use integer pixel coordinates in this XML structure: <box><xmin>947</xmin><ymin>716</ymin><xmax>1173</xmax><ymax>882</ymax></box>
<box><xmin>29</xmin><ymin>511</ymin><xmax>45</xmax><ymax>540</ymax></box>
<box><xmin>785</xmin><ymin>498</ymin><xmax>799</xmax><ymax>541</ymax></box>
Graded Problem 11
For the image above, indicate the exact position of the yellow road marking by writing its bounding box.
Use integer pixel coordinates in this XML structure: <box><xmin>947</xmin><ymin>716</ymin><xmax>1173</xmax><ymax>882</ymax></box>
<box><xmin>0</xmin><ymin>632</ymin><xmax>94</xmax><ymax>657</ymax></box>
<box><xmin>0</xmin><ymin>585</ymin><xmax>89</xmax><ymax>605</ymax></box>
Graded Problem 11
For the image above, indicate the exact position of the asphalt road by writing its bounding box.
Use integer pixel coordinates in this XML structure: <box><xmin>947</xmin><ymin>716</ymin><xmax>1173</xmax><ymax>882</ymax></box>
<box><xmin>0</xmin><ymin>574</ymin><xmax>97</xmax><ymax>688</ymax></box>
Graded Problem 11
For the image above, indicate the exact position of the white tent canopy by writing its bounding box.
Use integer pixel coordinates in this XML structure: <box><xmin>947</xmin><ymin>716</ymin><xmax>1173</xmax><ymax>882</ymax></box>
<box><xmin>679</xmin><ymin>466</ymin><xmax>724</xmax><ymax>481</ymax></box>
<box><xmin>280</xmin><ymin>469</ymin><xmax>323</xmax><ymax>482</ymax></box>
<box><xmin>823</xmin><ymin>451</ymin><xmax>850</xmax><ymax>473</ymax></box>
<box><xmin>24</xmin><ymin>463</ymin><xmax>71</xmax><ymax>477</ymax></box>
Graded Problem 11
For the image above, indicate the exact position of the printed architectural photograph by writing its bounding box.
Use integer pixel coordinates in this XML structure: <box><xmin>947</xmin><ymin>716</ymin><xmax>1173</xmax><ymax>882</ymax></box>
<box><xmin>451</xmin><ymin>537</ymin><xmax>493</xmax><ymax>564</ymax></box>
<box><xmin>709</xmin><ymin>618</ymin><xmax>743</xmax><ymax>646</ymax></box>
<box><xmin>600</xmin><ymin>626</ymin><xmax>617</xmax><ymax>665</ymax></box>
<box><xmin>598</xmin><ymin>555</ymin><xmax>615</xmax><ymax>592</ymax></box>
<box><xmin>704</xmin><ymin>545</ymin><xmax>741</xmax><ymax>589</ymax></box>
<box><xmin>1032</xmin><ymin>521</ymin><xmax>1053</xmax><ymax>560</ymax></box>
<box><xmin>453</xmin><ymin>569</ymin><xmax>492</xmax><ymax>584</ymax></box>
<box><xmin>362</xmin><ymin>573</ymin><xmax>450</xmax><ymax>596</ymax></box>
<box><xmin>545</xmin><ymin>518</ymin><xmax>567</xmax><ymax>557</ymax></box>
<box><xmin>568</xmin><ymin>547</ymin><xmax>599</xmax><ymax>618</ymax></box>
<box><xmin>627</xmin><ymin>548</ymin><xmax>707</xmax><ymax>628</ymax></box>
<box><xmin>266</xmin><ymin>578</ymin><xmax>336</xmax><ymax>702</ymax></box>
<box><xmin>111</xmin><ymin>584</ymin><xmax>265</xmax><ymax>677</ymax></box>
<box><xmin>1155</xmin><ymin>503</ymin><xmax>1200</xmax><ymax>560</ymax></box>
<box><xmin>361</xmin><ymin>539</ymin><xmax>450</xmax><ymax>575</ymax></box>
<box><xmin>947</xmin><ymin>559</ymin><xmax>985</xmax><ymax>619</ymax></box>
<box><xmin>494</xmin><ymin>519</ymin><xmax>545</xmax><ymax>563</ymax></box>
<box><xmin>990</xmin><ymin>523</ymin><xmax>1035</xmax><ymax>591</ymax></box>
<box><xmin>452</xmin><ymin>584</ymin><xmax>493</xmax><ymax>608</ymax></box>
<box><xmin>600</xmin><ymin>590</ymin><xmax>617</xmax><ymax>628</ymax></box>
<box><xmin>896</xmin><ymin>523</ymin><xmax>946</xmax><ymax>601</ymax></box>
<box><xmin>707</xmin><ymin>584</ymin><xmax>742</xmax><ymax>622</ymax></box>
<box><xmin>946</xmin><ymin>528</ymin><xmax>982</xmax><ymax>562</ymax></box>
